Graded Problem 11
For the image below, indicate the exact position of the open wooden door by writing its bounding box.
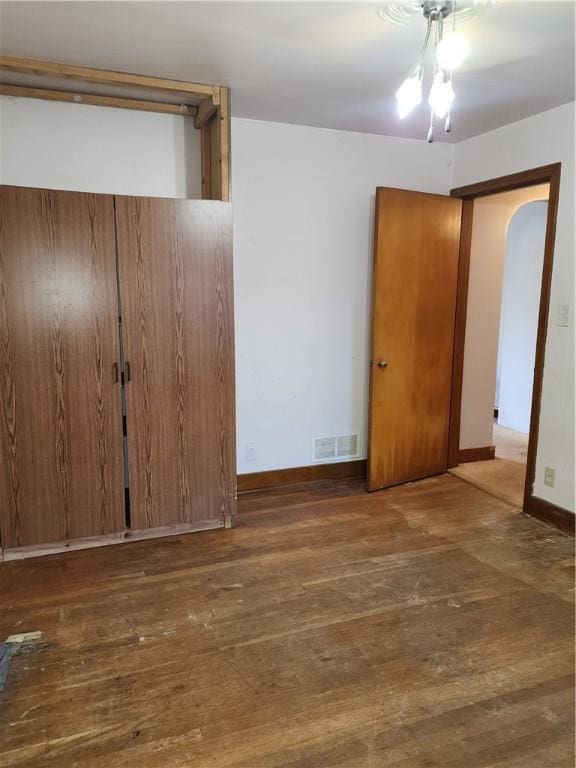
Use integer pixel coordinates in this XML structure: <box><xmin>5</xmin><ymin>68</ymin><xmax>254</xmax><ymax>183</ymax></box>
<box><xmin>368</xmin><ymin>187</ymin><xmax>461</xmax><ymax>492</ymax></box>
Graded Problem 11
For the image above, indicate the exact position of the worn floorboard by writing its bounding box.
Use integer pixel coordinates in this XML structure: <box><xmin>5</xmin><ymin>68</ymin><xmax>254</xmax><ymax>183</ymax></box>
<box><xmin>0</xmin><ymin>474</ymin><xmax>573</xmax><ymax>767</ymax></box>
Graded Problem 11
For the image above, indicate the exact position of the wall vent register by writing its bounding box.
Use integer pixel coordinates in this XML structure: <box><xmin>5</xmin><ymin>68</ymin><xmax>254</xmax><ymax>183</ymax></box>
<box><xmin>313</xmin><ymin>434</ymin><xmax>361</xmax><ymax>463</ymax></box>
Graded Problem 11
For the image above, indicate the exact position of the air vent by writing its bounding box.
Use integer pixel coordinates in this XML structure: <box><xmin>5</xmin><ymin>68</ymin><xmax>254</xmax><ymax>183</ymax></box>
<box><xmin>312</xmin><ymin>433</ymin><xmax>361</xmax><ymax>463</ymax></box>
<box><xmin>313</xmin><ymin>436</ymin><xmax>337</xmax><ymax>462</ymax></box>
<box><xmin>337</xmin><ymin>434</ymin><xmax>359</xmax><ymax>458</ymax></box>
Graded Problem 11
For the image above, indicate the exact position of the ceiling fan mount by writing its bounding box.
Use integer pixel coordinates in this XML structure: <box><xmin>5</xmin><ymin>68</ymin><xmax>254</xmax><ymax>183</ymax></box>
<box><xmin>378</xmin><ymin>1</ymin><xmax>494</xmax><ymax>27</ymax></box>
<box><xmin>421</xmin><ymin>1</ymin><xmax>454</xmax><ymax>21</ymax></box>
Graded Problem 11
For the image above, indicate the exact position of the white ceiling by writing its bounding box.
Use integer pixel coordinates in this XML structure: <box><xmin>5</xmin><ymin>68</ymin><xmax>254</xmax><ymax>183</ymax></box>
<box><xmin>0</xmin><ymin>1</ymin><xmax>574</xmax><ymax>142</ymax></box>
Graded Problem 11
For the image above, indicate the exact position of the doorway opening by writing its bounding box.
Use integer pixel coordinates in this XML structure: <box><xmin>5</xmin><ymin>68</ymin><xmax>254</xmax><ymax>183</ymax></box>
<box><xmin>450</xmin><ymin>187</ymin><xmax>549</xmax><ymax>507</ymax></box>
<box><xmin>448</xmin><ymin>164</ymin><xmax>561</xmax><ymax>521</ymax></box>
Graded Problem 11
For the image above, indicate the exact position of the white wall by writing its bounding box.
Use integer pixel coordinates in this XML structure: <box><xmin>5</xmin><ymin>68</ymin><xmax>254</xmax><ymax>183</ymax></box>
<box><xmin>453</xmin><ymin>102</ymin><xmax>575</xmax><ymax>512</ymax></box>
<box><xmin>498</xmin><ymin>201</ymin><xmax>548</xmax><ymax>433</ymax></box>
<box><xmin>0</xmin><ymin>101</ymin><xmax>454</xmax><ymax>476</ymax></box>
<box><xmin>232</xmin><ymin>118</ymin><xmax>453</xmax><ymax>473</ymax></box>
<box><xmin>1</xmin><ymin>94</ymin><xmax>572</xmax><ymax>513</ymax></box>
<box><xmin>0</xmin><ymin>96</ymin><xmax>201</xmax><ymax>198</ymax></box>
<box><xmin>460</xmin><ymin>185</ymin><xmax>549</xmax><ymax>450</ymax></box>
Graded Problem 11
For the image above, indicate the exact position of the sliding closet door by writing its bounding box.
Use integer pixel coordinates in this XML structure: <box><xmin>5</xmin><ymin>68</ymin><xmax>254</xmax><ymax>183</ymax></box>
<box><xmin>0</xmin><ymin>186</ymin><xmax>125</xmax><ymax>549</ymax></box>
<box><xmin>116</xmin><ymin>198</ymin><xmax>235</xmax><ymax>531</ymax></box>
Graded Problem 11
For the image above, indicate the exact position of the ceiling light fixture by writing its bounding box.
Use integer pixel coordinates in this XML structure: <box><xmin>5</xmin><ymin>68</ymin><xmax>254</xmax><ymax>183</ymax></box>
<box><xmin>380</xmin><ymin>0</ymin><xmax>494</xmax><ymax>142</ymax></box>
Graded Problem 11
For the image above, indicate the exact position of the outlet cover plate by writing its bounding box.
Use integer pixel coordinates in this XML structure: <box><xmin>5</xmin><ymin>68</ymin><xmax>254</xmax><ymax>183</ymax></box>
<box><xmin>556</xmin><ymin>304</ymin><xmax>570</xmax><ymax>328</ymax></box>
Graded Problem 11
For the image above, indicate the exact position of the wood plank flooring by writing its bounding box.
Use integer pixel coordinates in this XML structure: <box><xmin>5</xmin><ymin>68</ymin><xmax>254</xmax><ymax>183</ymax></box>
<box><xmin>0</xmin><ymin>474</ymin><xmax>574</xmax><ymax>767</ymax></box>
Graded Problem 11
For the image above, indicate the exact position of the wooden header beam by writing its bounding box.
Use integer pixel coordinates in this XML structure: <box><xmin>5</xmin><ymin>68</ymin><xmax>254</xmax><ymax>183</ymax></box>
<box><xmin>0</xmin><ymin>55</ymin><xmax>230</xmax><ymax>202</ymax></box>
<box><xmin>0</xmin><ymin>55</ymin><xmax>217</xmax><ymax>100</ymax></box>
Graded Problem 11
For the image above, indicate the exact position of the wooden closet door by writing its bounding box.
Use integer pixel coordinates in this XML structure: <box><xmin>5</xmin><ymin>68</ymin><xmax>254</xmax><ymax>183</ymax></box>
<box><xmin>0</xmin><ymin>186</ymin><xmax>125</xmax><ymax>549</ymax></box>
<box><xmin>115</xmin><ymin>198</ymin><xmax>235</xmax><ymax>531</ymax></box>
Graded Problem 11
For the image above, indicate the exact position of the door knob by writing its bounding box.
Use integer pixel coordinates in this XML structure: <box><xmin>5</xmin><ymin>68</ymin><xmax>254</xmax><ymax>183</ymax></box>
<box><xmin>376</xmin><ymin>360</ymin><xmax>388</xmax><ymax>369</ymax></box>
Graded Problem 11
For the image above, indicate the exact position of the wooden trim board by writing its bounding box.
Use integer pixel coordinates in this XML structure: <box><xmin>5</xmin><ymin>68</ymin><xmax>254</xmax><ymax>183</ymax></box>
<box><xmin>521</xmin><ymin>165</ymin><xmax>561</xmax><ymax>511</ymax></box>
<box><xmin>217</xmin><ymin>86</ymin><xmax>231</xmax><ymax>202</ymax></box>
<box><xmin>0</xmin><ymin>55</ymin><xmax>216</xmax><ymax>98</ymax></box>
<box><xmin>450</xmin><ymin>164</ymin><xmax>561</xmax><ymax>199</ymax></box>
<box><xmin>200</xmin><ymin>86</ymin><xmax>231</xmax><ymax>202</ymax></box>
<box><xmin>195</xmin><ymin>96</ymin><xmax>218</xmax><ymax>129</ymax></box>
<box><xmin>524</xmin><ymin>496</ymin><xmax>575</xmax><ymax>537</ymax></box>
<box><xmin>1</xmin><ymin>520</ymin><xmax>223</xmax><ymax>562</ymax></box>
<box><xmin>457</xmin><ymin>446</ymin><xmax>495</xmax><ymax>464</ymax></box>
<box><xmin>237</xmin><ymin>460</ymin><xmax>367</xmax><ymax>494</ymax></box>
<box><xmin>448</xmin><ymin>198</ymin><xmax>474</xmax><ymax>468</ymax></box>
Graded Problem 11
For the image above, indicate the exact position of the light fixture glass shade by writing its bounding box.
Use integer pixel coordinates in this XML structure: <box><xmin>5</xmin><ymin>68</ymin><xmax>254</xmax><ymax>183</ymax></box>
<box><xmin>396</xmin><ymin>72</ymin><xmax>422</xmax><ymax>118</ymax></box>
<box><xmin>429</xmin><ymin>73</ymin><xmax>455</xmax><ymax>119</ymax></box>
<box><xmin>436</xmin><ymin>32</ymin><xmax>468</xmax><ymax>70</ymax></box>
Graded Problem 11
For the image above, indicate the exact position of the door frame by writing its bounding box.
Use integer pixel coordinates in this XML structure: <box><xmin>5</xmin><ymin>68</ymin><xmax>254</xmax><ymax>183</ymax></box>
<box><xmin>448</xmin><ymin>162</ymin><xmax>562</xmax><ymax>515</ymax></box>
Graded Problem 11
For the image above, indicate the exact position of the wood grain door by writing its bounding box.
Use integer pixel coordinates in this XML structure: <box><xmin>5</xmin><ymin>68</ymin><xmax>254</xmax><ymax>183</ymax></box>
<box><xmin>115</xmin><ymin>197</ymin><xmax>235</xmax><ymax>531</ymax></box>
<box><xmin>368</xmin><ymin>187</ymin><xmax>462</xmax><ymax>491</ymax></box>
<box><xmin>0</xmin><ymin>186</ymin><xmax>125</xmax><ymax>548</ymax></box>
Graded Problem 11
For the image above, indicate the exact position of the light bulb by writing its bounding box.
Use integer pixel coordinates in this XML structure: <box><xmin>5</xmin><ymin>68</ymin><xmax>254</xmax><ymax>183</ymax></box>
<box><xmin>429</xmin><ymin>73</ymin><xmax>455</xmax><ymax>119</ymax></box>
<box><xmin>436</xmin><ymin>33</ymin><xmax>468</xmax><ymax>70</ymax></box>
<box><xmin>395</xmin><ymin>73</ymin><xmax>422</xmax><ymax>119</ymax></box>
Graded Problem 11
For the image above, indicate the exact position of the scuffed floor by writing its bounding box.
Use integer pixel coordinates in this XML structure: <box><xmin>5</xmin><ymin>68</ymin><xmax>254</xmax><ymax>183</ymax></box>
<box><xmin>0</xmin><ymin>474</ymin><xmax>573</xmax><ymax>767</ymax></box>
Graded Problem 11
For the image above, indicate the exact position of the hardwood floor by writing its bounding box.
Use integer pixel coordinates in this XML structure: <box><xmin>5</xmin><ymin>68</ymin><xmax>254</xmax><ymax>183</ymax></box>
<box><xmin>0</xmin><ymin>474</ymin><xmax>573</xmax><ymax>767</ymax></box>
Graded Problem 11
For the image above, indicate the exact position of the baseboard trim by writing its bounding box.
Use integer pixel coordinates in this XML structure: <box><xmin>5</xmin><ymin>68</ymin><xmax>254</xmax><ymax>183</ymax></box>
<box><xmin>237</xmin><ymin>459</ymin><xmax>367</xmax><ymax>494</ymax></box>
<box><xmin>1</xmin><ymin>520</ymin><xmax>223</xmax><ymax>562</ymax></box>
<box><xmin>524</xmin><ymin>495</ymin><xmax>575</xmax><ymax>536</ymax></box>
<box><xmin>457</xmin><ymin>445</ymin><xmax>495</xmax><ymax>464</ymax></box>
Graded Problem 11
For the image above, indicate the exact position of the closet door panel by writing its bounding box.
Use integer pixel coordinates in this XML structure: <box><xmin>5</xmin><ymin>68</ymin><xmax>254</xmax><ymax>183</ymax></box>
<box><xmin>0</xmin><ymin>186</ymin><xmax>125</xmax><ymax>549</ymax></box>
<box><xmin>116</xmin><ymin>198</ymin><xmax>235</xmax><ymax>530</ymax></box>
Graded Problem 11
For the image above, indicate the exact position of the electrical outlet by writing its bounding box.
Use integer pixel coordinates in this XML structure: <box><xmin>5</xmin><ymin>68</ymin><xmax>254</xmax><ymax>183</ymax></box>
<box><xmin>556</xmin><ymin>304</ymin><xmax>570</xmax><ymax>328</ymax></box>
<box><xmin>246</xmin><ymin>442</ymin><xmax>257</xmax><ymax>462</ymax></box>
<box><xmin>544</xmin><ymin>466</ymin><xmax>555</xmax><ymax>488</ymax></box>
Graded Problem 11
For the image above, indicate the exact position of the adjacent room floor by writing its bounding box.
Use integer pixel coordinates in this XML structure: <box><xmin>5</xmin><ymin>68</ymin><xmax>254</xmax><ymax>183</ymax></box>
<box><xmin>493</xmin><ymin>423</ymin><xmax>529</xmax><ymax>463</ymax></box>
<box><xmin>0</xmin><ymin>474</ymin><xmax>573</xmax><ymax>767</ymax></box>
<box><xmin>450</xmin><ymin>424</ymin><xmax>528</xmax><ymax>508</ymax></box>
